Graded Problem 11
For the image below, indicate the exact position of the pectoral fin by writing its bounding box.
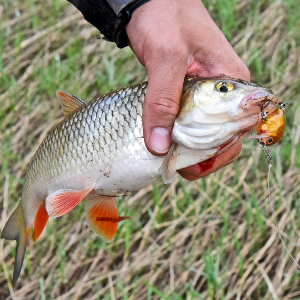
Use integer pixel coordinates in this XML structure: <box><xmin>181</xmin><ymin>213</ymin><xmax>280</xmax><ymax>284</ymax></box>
<box><xmin>159</xmin><ymin>142</ymin><xmax>177</xmax><ymax>184</ymax></box>
<box><xmin>46</xmin><ymin>186</ymin><xmax>93</xmax><ymax>218</ymax></box>
<box><xmin>85</xmin><ymin>195</ymin><xmax>130</xmax><ymax>243</ymax></box>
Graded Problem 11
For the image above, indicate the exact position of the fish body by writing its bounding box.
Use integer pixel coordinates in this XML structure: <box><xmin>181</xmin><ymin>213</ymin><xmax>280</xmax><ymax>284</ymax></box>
<box><xmin>1</xmin><ymin>77</ymin><xmax>279</xmax><ymax>284</ymax></box>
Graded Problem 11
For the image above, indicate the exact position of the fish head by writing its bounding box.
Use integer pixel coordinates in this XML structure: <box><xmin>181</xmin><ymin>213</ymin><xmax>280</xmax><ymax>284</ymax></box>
<box><xmin>173</xmin><ymin>77</ymin><xmax>278</xmax><ymax>151</ymax></box>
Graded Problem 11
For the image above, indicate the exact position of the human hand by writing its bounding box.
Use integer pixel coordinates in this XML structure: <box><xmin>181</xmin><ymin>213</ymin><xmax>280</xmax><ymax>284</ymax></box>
<box><xmin>126</xmin><ymin>0</ymin><xmax>250</xmax><ymax>180</ymax></box>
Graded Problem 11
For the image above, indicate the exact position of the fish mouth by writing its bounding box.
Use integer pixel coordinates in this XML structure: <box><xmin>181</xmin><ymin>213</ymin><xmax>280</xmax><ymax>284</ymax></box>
<box><xmin>240</xmin><ymin>91</ymin><xmax>278</xmax><ymax>115</ymax></box>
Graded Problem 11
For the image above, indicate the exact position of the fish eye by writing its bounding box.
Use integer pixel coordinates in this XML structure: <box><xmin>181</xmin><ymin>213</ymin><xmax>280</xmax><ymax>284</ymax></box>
<box><xmin>267</xmin><ymin>137</ymin><xmax>273</xmax><ymax>144</ymax></box>
<box><xmin>216</xmin><ymin>81</ymin><xmax>235</xmax><ymax>93</ymax></box>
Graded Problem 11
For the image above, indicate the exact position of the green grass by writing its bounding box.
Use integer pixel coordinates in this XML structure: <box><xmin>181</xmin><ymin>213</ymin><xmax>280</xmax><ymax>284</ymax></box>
<box><xmin>1</xmin><ymin>0</ymin><xmax>300</xmax><ymax>299</ymax></box>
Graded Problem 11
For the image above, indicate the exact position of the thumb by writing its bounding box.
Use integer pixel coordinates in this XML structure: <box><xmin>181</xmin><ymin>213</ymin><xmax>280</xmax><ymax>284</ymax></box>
<box><xmin>143</xmin><ymin>56</ymin><xmax>187</xmax><ymax>155</ymax></box>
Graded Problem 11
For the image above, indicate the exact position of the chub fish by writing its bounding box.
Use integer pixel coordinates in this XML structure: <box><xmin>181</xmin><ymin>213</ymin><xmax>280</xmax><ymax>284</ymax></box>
<box><xmin>1</xmin><ymin>76</ymin><xmax>279</xmax><ymax>284</ymax></box>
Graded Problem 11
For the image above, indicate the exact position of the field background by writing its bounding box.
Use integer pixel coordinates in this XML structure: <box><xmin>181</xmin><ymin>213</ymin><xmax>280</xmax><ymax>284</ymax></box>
<box><xmin>1</xmin><ymin>0</ymin><xmax>300</xmax><ymax>299</ymax></box>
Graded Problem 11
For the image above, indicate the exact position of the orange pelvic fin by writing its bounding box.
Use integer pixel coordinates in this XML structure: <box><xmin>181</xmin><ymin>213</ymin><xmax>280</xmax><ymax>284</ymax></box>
<box><xmin>56</xmin><ymin>91</ymin><xmax>87</xmax><ymax>117</ymax></box>
<box><xmin>85</xmin><ymin>196</ymin><xmax>130</xmax><ymax>243</ymax></box>
<box><xmin>32</xmin><ymin>201</ymin><xmax>49</xmax><ymax>242</ymax></box>
<box><xmin>46</xmin><ymin>186</ymin><xmax>94</xmax><ymax>218</ymax></box>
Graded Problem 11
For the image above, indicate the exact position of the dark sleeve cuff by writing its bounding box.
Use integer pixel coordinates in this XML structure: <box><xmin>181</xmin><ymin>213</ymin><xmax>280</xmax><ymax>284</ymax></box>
<box><xmin>67</xmin><ymin>0</ymin><xmax>129</xmax><ymax>48</ymax></box>
<box><xmin>67</xmin><ymin>0</ymin><xmax>150</xmax><ymax>48</ymax></box>
<box><xmin>106</xmin><ymin>0</ymin><xmax>136</xmax><ymax>17</ymax></box>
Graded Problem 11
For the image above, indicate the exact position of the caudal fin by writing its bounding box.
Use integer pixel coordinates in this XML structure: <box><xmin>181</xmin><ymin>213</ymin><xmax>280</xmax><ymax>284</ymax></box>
<box><xmin>1</xmin><ymin>203</ymin><xmax>29</xmax><ymax>286</ymax></box>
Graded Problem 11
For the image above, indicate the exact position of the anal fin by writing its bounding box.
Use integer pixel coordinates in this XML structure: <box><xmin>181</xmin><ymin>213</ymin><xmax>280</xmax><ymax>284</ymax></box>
<box><xmin>32</xmin><ymin>201</ymin><xmax>49</xmax><ymax>241</ymax></box>
<box><xmin>85</xmin><ymin>195</ymin><xmax>130</xmax><ymax>243</ymax></box>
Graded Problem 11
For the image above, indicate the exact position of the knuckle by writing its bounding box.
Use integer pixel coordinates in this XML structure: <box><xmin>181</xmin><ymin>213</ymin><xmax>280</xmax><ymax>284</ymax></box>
<box><xmin>148</xmin><ymin>96</ymin><xmax>179</xmax><ymax>118</ymax></box>
<box><xmin>145</xmin><ymin>42</ymin><xmax>187</xmax><ymax>65</ymax></box>
<box><xmin>161</xmin><ymin>44</ymin><xmax>186</xmax><ymax>59</ymax></box>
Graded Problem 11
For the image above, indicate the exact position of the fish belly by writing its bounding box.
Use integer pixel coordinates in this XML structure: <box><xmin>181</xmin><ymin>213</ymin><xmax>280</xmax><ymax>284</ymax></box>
<box><xmin>92</xmin><ymin>156</ymin><xmax>164</xmax><ymax>195</ymax></box>
<box><xmin>37</xmin><ymin>155</ymin><xmax>162</xmax><ymax>199</ymax></box>
<box><xmin>44</xmin><ymin>146</ymin><xmax>219</xmax><ymax>198</ymax></box>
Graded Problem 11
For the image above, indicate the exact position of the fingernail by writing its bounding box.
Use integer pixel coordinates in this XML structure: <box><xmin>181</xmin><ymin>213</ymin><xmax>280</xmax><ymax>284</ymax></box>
<box><xmin>179</xmin><ymin>164</ymin><xmax>202</xmax><ymax>178</ymax></box>
<box><xmin>150</xmin><ymin>127</ymin><xmax>171</xmax><ymax>154</ymax></box>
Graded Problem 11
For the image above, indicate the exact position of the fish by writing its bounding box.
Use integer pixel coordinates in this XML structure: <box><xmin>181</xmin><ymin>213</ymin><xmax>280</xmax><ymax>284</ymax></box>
<box><xmin>1</xmin><ymin>76</ymin><xmax>279</xmax><ymax>285</ymax></box>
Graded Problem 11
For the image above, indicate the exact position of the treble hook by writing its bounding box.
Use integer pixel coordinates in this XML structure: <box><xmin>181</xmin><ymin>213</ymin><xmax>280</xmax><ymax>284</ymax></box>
<box><xmin>258</xmin><ymin>140</ymin><xmax>272</xmax><ymax>165</ymax></box>
<box><xmin>261</xmin><ymin>109</ymin><xmax>268</xmax><ymax>120</ymax></box>
<box><xmin>279</xmin><ymin>102</ymin><xmax>288</xmax><ymax>110</ymax></box>
<box><xmin>259</xmin><ymin>97</ymin><xmax>272</xmax><ymax>121</ymax></box>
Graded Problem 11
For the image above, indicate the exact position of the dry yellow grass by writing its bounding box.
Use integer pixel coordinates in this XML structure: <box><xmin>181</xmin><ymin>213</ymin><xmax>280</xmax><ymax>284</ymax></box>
<box><xmin>1</xmin><ymin>0</ymin><xmax>300</xmax><ymax>299</ymax></box>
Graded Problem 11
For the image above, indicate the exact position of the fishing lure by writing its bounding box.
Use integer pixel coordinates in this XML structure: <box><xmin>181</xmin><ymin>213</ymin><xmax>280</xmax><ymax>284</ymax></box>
<box><xmin>257</xmin><ymin>101</ymin><xmax>287</xmax><ymax>146</ymax></box>
<box><xmin>250</xmin><ymin>101</ymin><xmax>287</xmax><ymax>165</ymax></box>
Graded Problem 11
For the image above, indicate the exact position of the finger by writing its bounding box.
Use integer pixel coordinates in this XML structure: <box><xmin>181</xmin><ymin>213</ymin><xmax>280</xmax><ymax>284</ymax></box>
<box><xmin>143</xmin><ymin>47</ymin><xmax>187</xmax><ymax>155</ymax></box>
<box><xmin>178</xmin><ymin>139</ymin><xmax>243</xmax><ymax>180</ymax></box>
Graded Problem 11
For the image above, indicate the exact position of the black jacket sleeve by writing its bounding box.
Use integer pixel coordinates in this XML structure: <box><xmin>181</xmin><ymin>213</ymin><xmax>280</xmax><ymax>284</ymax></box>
<box><xmin>67</xmin><ymin>0</ymin><xmax>150</xmax><ymax>48</ymax></box>
<box><xmin>67</xmin><ymin>0</ymin><xmax>128</xmax><ymax>48</ymax></box>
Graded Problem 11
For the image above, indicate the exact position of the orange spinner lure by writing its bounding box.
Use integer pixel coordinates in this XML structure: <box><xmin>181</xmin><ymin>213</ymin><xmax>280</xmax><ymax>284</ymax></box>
<box><xmin>257</xmin><ymin>103</ymin><xmax>286</xmax><ymax>146</ymax></box>
<box><xmin>251</xmin><ymin>101</ymin><xmax>287</xmax><ymax>165</ymax></box>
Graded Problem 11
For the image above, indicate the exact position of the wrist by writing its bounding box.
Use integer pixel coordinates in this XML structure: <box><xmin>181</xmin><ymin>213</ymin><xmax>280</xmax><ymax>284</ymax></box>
<box><xmin>113</xmin><ymin>0</ymin><xmax>151</xmax><ymax>48</ymax></box>
<box><xmin>68</xmin><ymin>0</ymin><xmax>151</xmax><ymax>48</ymax></box>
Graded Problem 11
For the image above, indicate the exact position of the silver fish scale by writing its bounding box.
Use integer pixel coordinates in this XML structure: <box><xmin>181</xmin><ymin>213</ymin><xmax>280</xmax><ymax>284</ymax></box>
<box><xmin>22</xmin><ymin>82</ymin><xmax>148</xmax><ymax>204</ymax></box>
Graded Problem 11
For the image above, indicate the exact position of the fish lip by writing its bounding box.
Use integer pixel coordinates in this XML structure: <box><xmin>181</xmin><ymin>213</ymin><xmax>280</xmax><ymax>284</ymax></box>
<box><xmin>240</xmin><ymin>91</ymin><xmax>278</xmax><ymax>113</ymax></box>
<box><xmin>247</xmin><ymin>133</ymin><xmax>270</xmax><ymax>140</ymax></box>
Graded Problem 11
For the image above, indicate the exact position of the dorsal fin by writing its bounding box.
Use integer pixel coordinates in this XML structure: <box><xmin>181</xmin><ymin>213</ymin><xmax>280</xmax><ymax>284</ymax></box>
<box><xmin>56</xmin><ymin>91</ymin><xmax>87</xmax><ymax>117</ymax></box>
